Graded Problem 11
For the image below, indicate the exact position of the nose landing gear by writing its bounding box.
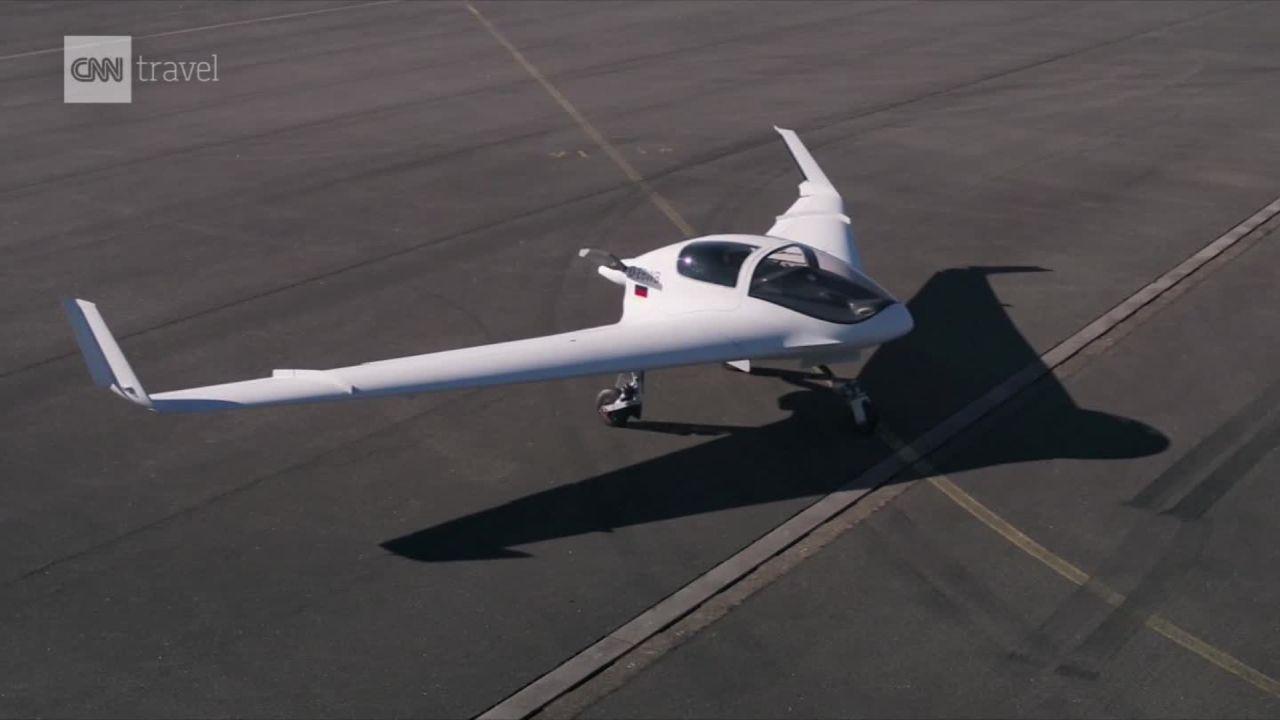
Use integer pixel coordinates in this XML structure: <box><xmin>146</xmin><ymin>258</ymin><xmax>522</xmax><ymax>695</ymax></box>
<box><xmin>838</xmin><ymin>380</ymin><xmax>878</xmax><ymax>434</ymax></box>
<box><xmin>819</xmin><ymin>365</ymin><xmax>877</xmax><ymax>434</ymax></box>
<box><xmin>596</xmin><ymin>371</ymin><xmax>644</xmax><ymax>427</ymax></box>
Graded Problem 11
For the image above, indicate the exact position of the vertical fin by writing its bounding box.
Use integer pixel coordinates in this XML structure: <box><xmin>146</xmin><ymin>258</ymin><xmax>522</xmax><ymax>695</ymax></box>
<box><xmin>62</xmin><ymin>298</ymin><xmax>153</xmax><ymax>408</ymax></box>
<box><xmin>774</xmin><ymin>126</ymin><xmax>837</xmax><ymax>195</ymax></box>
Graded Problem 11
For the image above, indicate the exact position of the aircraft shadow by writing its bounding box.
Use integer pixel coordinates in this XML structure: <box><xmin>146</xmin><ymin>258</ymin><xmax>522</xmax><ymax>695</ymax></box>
<box><xmin>382</xmin><ymin>267</ymin><xmax>1169</xmax><ymax>561</ymax></box>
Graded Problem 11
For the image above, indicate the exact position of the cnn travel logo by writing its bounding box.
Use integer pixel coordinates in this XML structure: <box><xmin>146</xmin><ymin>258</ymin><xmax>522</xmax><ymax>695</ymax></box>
<box><xmin>64</xmin><ymin>36</ymin><xmax>131</xmax><ymax>103</ymax></box>
<box><xmin>64</xmin><ymin>35</ymin><xmax>220</xmax><ymax>104</ymax></box>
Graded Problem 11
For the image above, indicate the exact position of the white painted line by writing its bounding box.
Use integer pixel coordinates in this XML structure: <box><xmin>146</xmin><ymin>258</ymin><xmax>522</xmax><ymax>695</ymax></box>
<box><xmin>478</xmin><ymin>195</ymin><xmax>1280</xmax><ymax>720</ymax></box>
<box><xmin>0</xmin><ymin>0</ymin><xmax>401</xmax><ymax>63</ymax></box>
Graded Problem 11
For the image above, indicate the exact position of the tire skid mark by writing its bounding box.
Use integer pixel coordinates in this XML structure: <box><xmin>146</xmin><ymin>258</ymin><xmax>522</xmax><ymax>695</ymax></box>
<box><xmin>1128</xmin><ymin>375</ymin><xmax>1280</xmax><ymax>510</ymax></box>
<box><xmin>1038</xmin><ymin>380</ymin><xmax>1280</xmax><ymax>688</ymax></box>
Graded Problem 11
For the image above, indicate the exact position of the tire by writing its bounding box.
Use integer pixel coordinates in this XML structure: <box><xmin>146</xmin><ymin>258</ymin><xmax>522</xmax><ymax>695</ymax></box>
<box><xmin>851</xmin><ymin>397</ymin><xmax>878</xmax><ymax>435</ymax></box>
<box><xmin>596</xmin><ymin>388</ymin><xmax>630</xmax><ymax>427</ymax></box>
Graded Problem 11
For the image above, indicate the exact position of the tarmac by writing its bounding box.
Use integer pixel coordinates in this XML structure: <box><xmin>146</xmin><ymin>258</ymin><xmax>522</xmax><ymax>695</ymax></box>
<box><xmin>1</xmin><ymin>1</ymin><xmax>1279</xmax><ymax>717</ymax></box>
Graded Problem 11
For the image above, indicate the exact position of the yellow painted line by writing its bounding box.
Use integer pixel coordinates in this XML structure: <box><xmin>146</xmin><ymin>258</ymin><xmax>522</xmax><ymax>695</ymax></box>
<box><xmin>928</xmin><ymin>476</ymin><xmax>1116</xmax><ymax>600</ymax></box>
<box><xmin>464</xmin><ymin>1</ymin><xmax>697</xmax><ymax>238</ymax></box>
<box><xmin>937</xmin><ymin>474</ymin><xmax>1280</xmax><ymax>697</ymax></box>
<box><xmin>886</xmin><ymin>436</ymin><xmax>1094</xmax><ymax>590</ymax></box>
<box><xmin>882</xmin><ymin>430</ymin><xmax>1280</xmax><ymax>699</ymax></box>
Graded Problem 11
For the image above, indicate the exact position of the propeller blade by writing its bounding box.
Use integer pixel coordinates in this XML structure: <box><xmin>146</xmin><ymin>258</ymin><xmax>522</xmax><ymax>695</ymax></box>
<box><xmin>577</xmin><ymin>248</ymin><xmax>628</xmax><ymax>272</ymax></box>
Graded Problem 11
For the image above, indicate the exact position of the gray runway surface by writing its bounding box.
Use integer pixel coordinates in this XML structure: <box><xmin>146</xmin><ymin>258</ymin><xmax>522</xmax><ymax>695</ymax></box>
<box><xmin>1</xmin><ymin>1</ymin><xmax>1279</xmax><ymax>717</ymax></box>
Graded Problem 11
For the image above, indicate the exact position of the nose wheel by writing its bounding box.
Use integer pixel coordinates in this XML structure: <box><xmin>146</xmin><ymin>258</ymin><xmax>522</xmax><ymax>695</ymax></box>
<box><xmin>838</xmin><ymin>380</ymin><xmax>878</xmax><ymax>434</ymax></box>
<box><xmin>818</xmin><ymin>365</ymin><xmax>877</xmax><ymax>434</ymax></box>
<box><xmin>596</xmin><ymin>371</ymin><xmax>644</xmax><ymax>427</ymax></box>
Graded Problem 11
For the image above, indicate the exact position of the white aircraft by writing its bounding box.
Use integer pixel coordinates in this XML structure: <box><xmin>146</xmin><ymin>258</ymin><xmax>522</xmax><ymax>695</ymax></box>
<box><xmin>64</xmin><ymin>127</ymin><xmax>913</xmax><ymax>432</ymax></box>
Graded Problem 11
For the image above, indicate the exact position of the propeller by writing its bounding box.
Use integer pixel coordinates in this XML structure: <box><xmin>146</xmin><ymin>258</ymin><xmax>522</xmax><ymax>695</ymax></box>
<box><xmin>577</xmin><ymin>248</ymin><xmax>628</xmax><ymax>272</ymax></box>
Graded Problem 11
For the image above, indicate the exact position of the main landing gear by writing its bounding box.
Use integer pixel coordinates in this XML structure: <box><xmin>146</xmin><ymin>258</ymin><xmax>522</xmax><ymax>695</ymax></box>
<box><xmin>596</xmin><ymin>371</ymin><xmax>644</xmax><ymax>427</ymax></box>
<box><xmin>819</xmin><ymin>365</ymin><xmax>878</xmax><ymax>435</ymax></box>
<box><xmin>595</xmin><ymin>366</ymin><xmax>877</xmax><ymax>433</ymax></box>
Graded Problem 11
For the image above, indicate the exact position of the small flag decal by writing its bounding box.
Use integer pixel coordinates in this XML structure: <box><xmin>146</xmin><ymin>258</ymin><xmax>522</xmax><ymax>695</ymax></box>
<box><xmin>634</xmin><ymin>285</ymin><xmax>649</xmax><ymax>298</ymax></box>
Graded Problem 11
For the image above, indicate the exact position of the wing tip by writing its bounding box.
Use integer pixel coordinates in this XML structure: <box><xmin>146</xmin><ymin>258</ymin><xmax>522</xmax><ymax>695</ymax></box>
<box><xmin>62</xmin><ymin>296</ymin><xmax>95</xmax><ymax>314</ymax></box>
<box><xmin>61</xmin><ymin>296</ymin><xmax>154</xmax><ymax>409</ymax></box>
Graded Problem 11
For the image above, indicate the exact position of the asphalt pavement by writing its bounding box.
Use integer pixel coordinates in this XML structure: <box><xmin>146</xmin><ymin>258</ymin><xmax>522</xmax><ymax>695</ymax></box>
<box><xmin>1</xmin><ymin>1</ymin><xmax>1278</xmax><ymax>717</ymax></box>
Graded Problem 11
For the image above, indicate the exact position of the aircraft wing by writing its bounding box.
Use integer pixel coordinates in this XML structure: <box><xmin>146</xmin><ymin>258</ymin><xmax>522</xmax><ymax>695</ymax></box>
<box><xmin>767</xmin><ymin>126</ymin><xmax>863</xmax><ymax>270</ymax></box>
<box><xmin>63</xmin><ymin>299</ymin><xmax>744</xmax><ymax>413</ymax></box>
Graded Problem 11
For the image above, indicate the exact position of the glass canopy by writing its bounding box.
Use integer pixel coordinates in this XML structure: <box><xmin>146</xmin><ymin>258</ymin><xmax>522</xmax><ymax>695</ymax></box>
<box><xmin>676</xmin><ymin>241</ymin><xmax>758</xmax><ymax>287</ymax></box>
<box><xmin>748</xmin><ymin>244</ymin><xmax>894</xmax><ymax>324</ymax></box>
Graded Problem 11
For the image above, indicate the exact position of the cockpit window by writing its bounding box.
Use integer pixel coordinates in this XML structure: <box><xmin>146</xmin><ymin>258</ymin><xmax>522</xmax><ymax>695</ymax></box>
<box><xmin>676</xmin><ymin>241</ymin><xmax>757</xmax><ymax>287</ymax></box>
<box><xmin>749</xmin><ymin>244</ymin><xmax>894</xmax><ymax>324</ymax></box>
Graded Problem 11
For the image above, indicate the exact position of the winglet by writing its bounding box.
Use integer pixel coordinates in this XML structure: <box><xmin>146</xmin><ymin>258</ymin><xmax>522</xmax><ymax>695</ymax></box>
<box><xmin>62</xmin><ymin>298</ymin><xmax>153</xmax><ymax>409</ymax></box>
<box><xmin>773</xmin><ymin>126</ymin><xmax>836</xmax><ymax>196</ymax></box>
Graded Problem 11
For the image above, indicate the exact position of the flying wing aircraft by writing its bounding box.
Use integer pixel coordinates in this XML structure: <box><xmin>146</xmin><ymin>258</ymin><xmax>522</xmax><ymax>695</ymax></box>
<box><xmin>63</xmin><ymin>127</ymin><xmax>913</xmax><ymax>432</ymax></box>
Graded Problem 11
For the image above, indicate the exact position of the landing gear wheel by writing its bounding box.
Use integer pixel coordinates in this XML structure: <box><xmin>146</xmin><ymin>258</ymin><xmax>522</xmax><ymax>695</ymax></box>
<box><xmin>850</xmin><ymin>394</ymin><xmax>878</xmax><ymax>434</ymax></box>
<box><xmin>595</xmin><ymin>371</ymin><xmax>645</xmax><ymax>427</ymax></box>
<box><xmin>838</xmin><ymin>381</ymin><xmax>878</xmax><ymax>435</ymax></box>
<box><xmin>595</xmin><ymin>388</ymin><xmax>633</xmax><ymax>427</ymax></box>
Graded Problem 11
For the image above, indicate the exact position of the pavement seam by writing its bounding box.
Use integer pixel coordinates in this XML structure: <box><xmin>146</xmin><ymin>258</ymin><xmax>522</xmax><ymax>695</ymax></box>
<box><xmin>532</xmin><ymin>479</ymin><xmax>915</xmax><ymax>720</ymax></box>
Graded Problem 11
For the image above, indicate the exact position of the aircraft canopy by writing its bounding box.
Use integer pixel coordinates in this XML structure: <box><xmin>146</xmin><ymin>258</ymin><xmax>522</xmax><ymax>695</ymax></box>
<box><xmin>748</xmin><ymin>243</ymin><xmax>894</xmax><ymax>324</ymax></box>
